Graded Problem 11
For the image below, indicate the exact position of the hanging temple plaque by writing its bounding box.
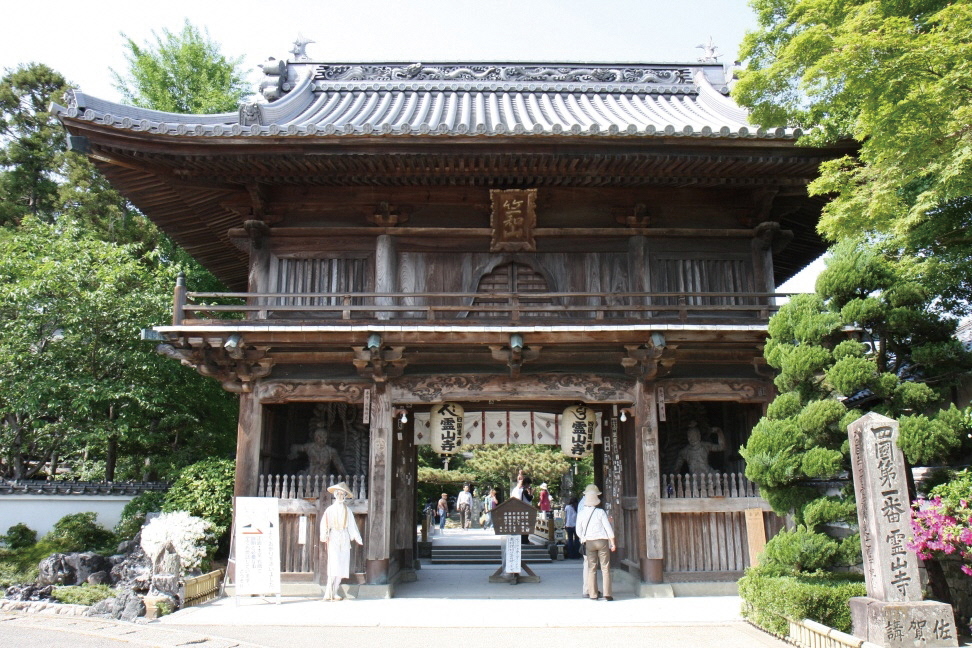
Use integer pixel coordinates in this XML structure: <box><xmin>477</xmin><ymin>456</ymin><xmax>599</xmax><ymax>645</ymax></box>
<box><xmin>490</xmin><ymin>189</ymin><xmax>536</xmax><ymax>252</ymax></box>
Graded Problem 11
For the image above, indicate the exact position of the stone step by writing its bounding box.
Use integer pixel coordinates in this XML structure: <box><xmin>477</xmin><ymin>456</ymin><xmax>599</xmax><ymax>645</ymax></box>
<box><xmin>430</xmin><ymin>544</ymin><xmax>553</xmax><ymax>564</ymax></box>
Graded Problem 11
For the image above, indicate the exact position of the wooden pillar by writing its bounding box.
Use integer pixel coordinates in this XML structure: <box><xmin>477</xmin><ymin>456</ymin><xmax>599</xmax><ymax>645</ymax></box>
<box><xmin>602</xmin><ymin>412</ymin><xmax>623</xmax><ymax>566</ymax></box>
<box><xmin>375</xmin><ymin>234</ymin><xmax>397</xmax><ymax>320</ymax></box>
<box><xmin>247</xmin><ymin>230</ymin><xmax>271</xmax><ymax>320</ymax></box>
<box><xmin>365</xmin><ymin>384</ymin><xmax>393</xmax><ymax>583</ymax></box>
<box><xmin>633</xmin><ymin>380</ymin><xmax>663</xmax><ymax>583</ymax></box>
<box><xmin>234</xmin><ymin>392</ymin><xmax>263</xmax><ymax>497</ymax></box>
<box><xmin>629</xmin><ymin>235</ymin><xmax>648</xmax><ymax>291</ymax></box>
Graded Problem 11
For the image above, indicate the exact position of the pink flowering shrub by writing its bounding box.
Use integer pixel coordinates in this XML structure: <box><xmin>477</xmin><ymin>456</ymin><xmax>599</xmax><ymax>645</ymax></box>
<box><xmin>908</xmin><ymin>469</ymin><xmax>972</xmax><ymax>577</ymax></box>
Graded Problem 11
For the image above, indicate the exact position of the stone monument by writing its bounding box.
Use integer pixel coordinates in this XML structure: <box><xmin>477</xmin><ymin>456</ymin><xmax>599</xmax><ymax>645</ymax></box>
<box><xmin>848</xmin><ymin>412</ymin><xmax>957</xmax><ymax>647</ymax></box>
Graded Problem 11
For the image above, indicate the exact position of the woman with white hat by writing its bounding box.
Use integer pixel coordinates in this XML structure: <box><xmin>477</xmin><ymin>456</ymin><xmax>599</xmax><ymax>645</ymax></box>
<box><xmin>576</xmin><ymin>483</ymin><xmax>615</xmax><ymax>600</ymax></box>
<box><xmin>320</xmin><ymin>481</ymin><xmax>362</xmax><ymax>601</ymax></box>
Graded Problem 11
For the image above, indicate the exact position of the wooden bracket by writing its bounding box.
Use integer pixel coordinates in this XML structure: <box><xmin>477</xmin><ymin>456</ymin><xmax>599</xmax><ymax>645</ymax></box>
<box><xmin>243</xmin><ymin>219</ymin><xmax>270</xmax><ymax>249</ymax></box>
<box><xmin>622</xmin><ymin>343</ymin><xmax>675</xmax><ymax>380</ymax></box>
<box><xmin>489</xmin><ymin>344</ymin><xmax>542</xmax><ymax>378</ymax></box>
<box><xmin>353</xmin><ymin>345</ymin><xmax>407</xmax><ymax>382</ymax></box>
<box><xmin>155</xmin><ymin>341</ymin><xmax>273</xmax><ymax>393</ymax></box>
<box><xmin>614</xmin><ymin>202</ymin><xmax>650</xmax><ymax>228</ymax></box>
<box><xmin>367</xmin><ymin>201</ymin><xmax>411</xmax><ymax>227</ymax></box>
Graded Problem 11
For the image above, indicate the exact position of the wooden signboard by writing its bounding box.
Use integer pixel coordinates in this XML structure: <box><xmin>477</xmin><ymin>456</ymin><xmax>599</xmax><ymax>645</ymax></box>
<box><xmin>489</xmin><ymin>497</ymin><xmax>540</xmax><ymax>584</ymax></box>
<box><xmin>491</xmin><ymin>497</ymin><xmax>537</xmax><ymax>535</ymax></box>
<box><xmin>490</xmin><ymin>189</ymin><xmax>537</xmax><ymax>252</ymax></box>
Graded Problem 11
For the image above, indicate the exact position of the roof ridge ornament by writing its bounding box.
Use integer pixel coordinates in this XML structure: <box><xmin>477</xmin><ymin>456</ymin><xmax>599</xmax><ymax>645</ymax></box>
<box><xmin>311</xmin><ymin>63</ymin><xmax>693</xmax><ymax>85</ymax></box>
<box><xmin>290</xmin><ymin>34</ymin><xmax>315</xmax><ymax>62</ymax></box>
<box><xmin>696</xmin><ymin>37</ymin><xmax>722</xmax><ymax>63</ymax></box>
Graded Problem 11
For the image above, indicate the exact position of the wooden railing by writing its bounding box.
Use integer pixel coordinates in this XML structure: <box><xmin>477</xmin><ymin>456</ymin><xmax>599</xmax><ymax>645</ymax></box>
<box><xmin>661</xmin><ymin>472</ymin><xmax>759</xmax><ymax>498</ymax></box>
<box><xmin>255</xmin><ymin>475</ymin><xmax>368</xmax><ymax>579</ymax></box>
<box><xmin>174</xmin><ymin>289</ymin><xmax>783</xmax><ymax>324</ymax></box>
<box><xmin>257</xmin><ymin>473</ymin><xmax>367</xmax><ymax>500</ymax></box>
<box><xmin>183</xmin><ymin>569</ymin><xmax>222</xmax><ymax>607</ymax></box>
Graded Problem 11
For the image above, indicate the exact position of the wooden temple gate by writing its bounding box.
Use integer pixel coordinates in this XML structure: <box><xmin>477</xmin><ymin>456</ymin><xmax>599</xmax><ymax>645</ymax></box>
<box><xmin>232</xmin><ymin>373</ymin><xmax>783</xmax><ymax>590</ymax></box>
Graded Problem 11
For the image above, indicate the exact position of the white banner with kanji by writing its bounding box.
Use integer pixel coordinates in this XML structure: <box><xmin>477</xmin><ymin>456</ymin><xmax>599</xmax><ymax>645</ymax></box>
<box><xmin>414</xmin><ymin>410</ymin><xmax>602</xmax><ymax>446</ymax></box>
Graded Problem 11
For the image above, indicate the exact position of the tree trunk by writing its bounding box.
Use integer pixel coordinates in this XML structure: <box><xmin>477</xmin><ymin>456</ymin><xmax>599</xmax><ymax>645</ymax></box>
<box><xmin>7</xmin><ymin>413</ymin><xmax>24</xmax><ymax>480</ymax></box>
<box><xmin>105</xmin><ymin>435</ymin><xmax>118</xmax><ymax>482</ymax></box>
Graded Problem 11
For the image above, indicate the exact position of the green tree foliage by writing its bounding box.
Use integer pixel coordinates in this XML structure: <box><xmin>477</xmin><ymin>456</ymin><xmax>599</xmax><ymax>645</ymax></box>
<box><xmin>741</xmin><ymin>240</ymin><xmax>971</xmax><ymax>527</ymax></box>
<box><xmin>0</xmin><ymin>219</ymin><xmax>236</xmax><ymax>480</ymax></box>
<box><xmin>42</xmin><ymin>512</ymin><xmax>116</xmax><ymax>554</ymax></box>
<box><xmin>113</xmin><ymin>21</ymin><xmax>248</xmax><ymax>114</ymax></box>
<box><xmin>1</xmin><ymin>523</ymin><xmax>37</xmax><ymax>550</ymax></box>
<box><xmin>464</xmin><ymin>444</ymin><xmax>572</xmax><ymax>493</ymax></box>
<box><xmin>0</xmin><ymin>63</ymin><xmax>66</xmax><ymax>226</ymax></box>
<box><xmin>734</xmin><ymin>0</ymin><xmax>972</xmax><ymax>312</ymax></box>
<box><xmin>162</xmin><ymin>458</ymin><xmax>235</xmax><ymax>549</ymax></box>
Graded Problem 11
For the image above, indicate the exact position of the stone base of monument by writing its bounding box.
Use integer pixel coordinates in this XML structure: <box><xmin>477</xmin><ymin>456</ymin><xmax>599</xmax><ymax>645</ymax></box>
<box><xmin>850</xmin><ymin>597</ymin><xmax>958</xmax><ymax>647</ymax></box>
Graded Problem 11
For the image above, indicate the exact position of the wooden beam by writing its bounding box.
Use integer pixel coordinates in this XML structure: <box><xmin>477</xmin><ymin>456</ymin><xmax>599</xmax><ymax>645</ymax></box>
<box><xmin>228</xmin><ymin>226</ymin><xmax>759</xmax><ymax>239</ymax></box>
<box><xmin>389</xmin><ymin>374</ymin><xmax>635</xmax><ymax>404</ymax></box>
<box><xmin>659</xmin><ymin>498</ymin><xmax>775</xmax><ymax>513</ymax></box>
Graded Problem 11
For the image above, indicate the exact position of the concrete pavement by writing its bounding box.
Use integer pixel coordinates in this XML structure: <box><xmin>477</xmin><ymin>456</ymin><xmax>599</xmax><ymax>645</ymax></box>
<box><xmin>0</xmin><ymin>530</ymin><xmax>792</xmax><ymax>647</ymax></box>
<box><xmin>0</xmin><ymin>558</ymin><xmax>792</xmax><ymax>647</ymax></box>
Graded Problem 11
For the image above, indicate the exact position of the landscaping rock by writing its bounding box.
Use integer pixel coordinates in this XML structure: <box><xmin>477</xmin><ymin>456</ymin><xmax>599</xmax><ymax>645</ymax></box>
<box><xmin>87</xmin><ymin>570</ymin><xmax>110</xmax><ymax>585</ymax></box>
<box><xmin>36</xmin><ymin>553</ymin><xmax>74</xmax><ymax>586</ymax></box>
<box><xmin>64</xmin><ymin>552</ymin><xmax>111</xmax><ymax>585</ymax></box>
<box><xmin>4</xmin><ymin>583</ymin><xmax>54</xmax><ymax>601</ymax></box>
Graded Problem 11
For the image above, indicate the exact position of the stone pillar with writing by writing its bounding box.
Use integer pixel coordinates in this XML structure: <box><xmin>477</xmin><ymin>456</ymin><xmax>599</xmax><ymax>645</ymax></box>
<box><xmin>848</xmin><ymin>412</ymin><xmax>957</xmax><ymax>647</ymax></box>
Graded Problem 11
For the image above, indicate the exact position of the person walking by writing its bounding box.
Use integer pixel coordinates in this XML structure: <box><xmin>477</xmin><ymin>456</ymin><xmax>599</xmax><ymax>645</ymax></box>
<box><xmin>483</xmin><ymin>488</ymin><xmax>499</xmax><ymax>529</ymax></box>
<box><xmin>437</xmin><ymin>492</ymin><xmax>449</xmax><ymax>532</ymax></box>
<box><xmin>564</xmin><ymin>496</ymin><xmax>579</xmax><ymax>559</ymax></box>
<box><xmin>576</xmin><ymin>484</ymin><xmax>616</xmax><ymax>601</ymax></box>
<box><xmin>457</xmin><ymin>483</ymin><xmax>474</xmax><ymax>529</ymax></box>
<box><xmin>538</xmin><ymin>483</ymin><xmax>552</xmax><ymax>519</ymax></box>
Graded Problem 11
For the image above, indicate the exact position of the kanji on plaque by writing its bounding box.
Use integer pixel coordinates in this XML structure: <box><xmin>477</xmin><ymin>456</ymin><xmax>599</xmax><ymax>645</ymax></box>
<box><xmin>490</xmin><ymin>189</ymin><xmax>537</xmax><ymax>252</ymax></box>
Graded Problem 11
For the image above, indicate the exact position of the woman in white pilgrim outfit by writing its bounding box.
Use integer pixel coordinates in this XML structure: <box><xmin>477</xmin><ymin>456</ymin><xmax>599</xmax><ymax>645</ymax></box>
<box><xmin>320</xmin><ymin>481</ymin><xmax>362</xmax><ymax>601</ymax></box>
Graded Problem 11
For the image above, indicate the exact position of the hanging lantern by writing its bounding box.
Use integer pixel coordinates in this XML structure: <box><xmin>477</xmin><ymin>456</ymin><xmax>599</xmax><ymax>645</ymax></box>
<box><xmin>430</xmin><ymin>402</ymin><xmax>464</xmax><ymax>456</ymax></box>
<box><xmin>562</xmin><ymin>404</ymin><xmax>596</xmax><ymax>458</ymax></box>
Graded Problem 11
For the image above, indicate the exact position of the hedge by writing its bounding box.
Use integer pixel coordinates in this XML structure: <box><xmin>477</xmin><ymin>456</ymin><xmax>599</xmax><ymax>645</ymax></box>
<box><xmin>738</xmin><ymin>567</ymin><xmax>866</xmax><ymax>636</ymax></box>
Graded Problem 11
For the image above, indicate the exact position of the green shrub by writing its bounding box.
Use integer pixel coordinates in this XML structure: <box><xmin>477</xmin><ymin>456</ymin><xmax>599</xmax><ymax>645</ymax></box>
<box><xmin>163</xmin><ymin>458</ymin><xmax>235</xmax><ymax>551</ymax></box>
<box><xmin>2</xmin><ymin>523</ymin><xmax>37</xmax><ymax>549</ymax></box>
<box><xmin>42</xmin><ymin>513</ymin><xmax>116</xmax><ymax>554</ymax></box>
<box><xmin>739</xmin><ymin>567</ymin><xmax>866</xmax><ymax>636</ymax></box>
<box><xmin>115</xmin><ymin>490</ymin><xmax>167</xmax><ymax>540</ymax></box>
<box><xmin>0</xmin><ymin>554</ymin><xmax>39</xmax><ymax>587</ymax></box>
<box><xmin>51</xmin><ymin>583</ymin><xmax>115</xmax><ymax>606</ymax></box>
<box><xmin>760</xmin><ymin>526</ymin><xmax>840</xmax><ymax>575</ymax></box>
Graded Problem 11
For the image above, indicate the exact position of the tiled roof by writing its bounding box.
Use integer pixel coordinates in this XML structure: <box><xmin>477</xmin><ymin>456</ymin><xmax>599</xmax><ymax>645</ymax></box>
<box><xmin>54</xmin><ymin>61</ymin><xmax>801</xmax><ymax>140</ymax></box>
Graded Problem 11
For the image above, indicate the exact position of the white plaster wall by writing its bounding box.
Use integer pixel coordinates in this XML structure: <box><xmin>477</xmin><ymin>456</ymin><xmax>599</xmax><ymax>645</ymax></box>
<box><xmin>0</xmin><ymin>495</ymin><xmax>137</xmax><ymax>537</ymax></box>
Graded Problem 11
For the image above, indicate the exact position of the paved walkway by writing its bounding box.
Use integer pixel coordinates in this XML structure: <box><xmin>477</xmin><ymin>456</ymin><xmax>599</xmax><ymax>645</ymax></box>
<box><xmin>0</xmin><ymin>529</ymin><xmax>792</xmax><ymax>647</ymax></box>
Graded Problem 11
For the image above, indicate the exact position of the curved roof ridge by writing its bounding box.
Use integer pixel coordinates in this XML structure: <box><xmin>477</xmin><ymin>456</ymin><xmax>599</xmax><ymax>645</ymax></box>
<box><xmin>66</xmin><ymin>90</ymin><xmax>239</xmax><ymax>125</ymax></box>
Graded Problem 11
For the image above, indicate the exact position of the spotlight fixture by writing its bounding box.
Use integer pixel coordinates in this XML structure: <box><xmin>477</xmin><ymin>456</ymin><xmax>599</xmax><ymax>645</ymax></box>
<box><xmin>394</xmin><ymin>408</ymin><xmax>408</xmax><ymax>424</ymax></box>
<box><xmin>619</xmin><ymin>407</ymin><xmax>634</xmax><ymax>422</ymax></box>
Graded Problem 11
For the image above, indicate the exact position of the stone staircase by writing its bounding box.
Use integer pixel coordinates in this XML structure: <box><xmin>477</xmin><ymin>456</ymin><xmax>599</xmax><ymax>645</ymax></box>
<box><xmin>430</xmin><ymin>543</ymin><xmax>554</xmax><ymax>565</ymax></box>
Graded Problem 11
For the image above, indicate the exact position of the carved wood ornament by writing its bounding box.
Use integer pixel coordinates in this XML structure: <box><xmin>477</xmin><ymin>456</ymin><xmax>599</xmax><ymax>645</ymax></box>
<box><xmin>156</xmin><ymin>341</ymin><xmax>273</xmax><ymax>393</ymax></box>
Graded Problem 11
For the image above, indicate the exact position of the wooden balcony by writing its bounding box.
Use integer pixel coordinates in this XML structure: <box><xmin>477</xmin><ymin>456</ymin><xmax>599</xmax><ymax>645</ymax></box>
<box><xmin>173</xmin><ymin>287</ymin><xmax>782</xmax><ymax>326</ymax></box>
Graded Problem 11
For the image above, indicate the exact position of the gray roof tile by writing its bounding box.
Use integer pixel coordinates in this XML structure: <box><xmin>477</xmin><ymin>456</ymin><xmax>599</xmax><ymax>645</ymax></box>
<box><xmin>53</xmin><ymin>61</ymin><xmax>802</xmax><ymax>140</ymax></box>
